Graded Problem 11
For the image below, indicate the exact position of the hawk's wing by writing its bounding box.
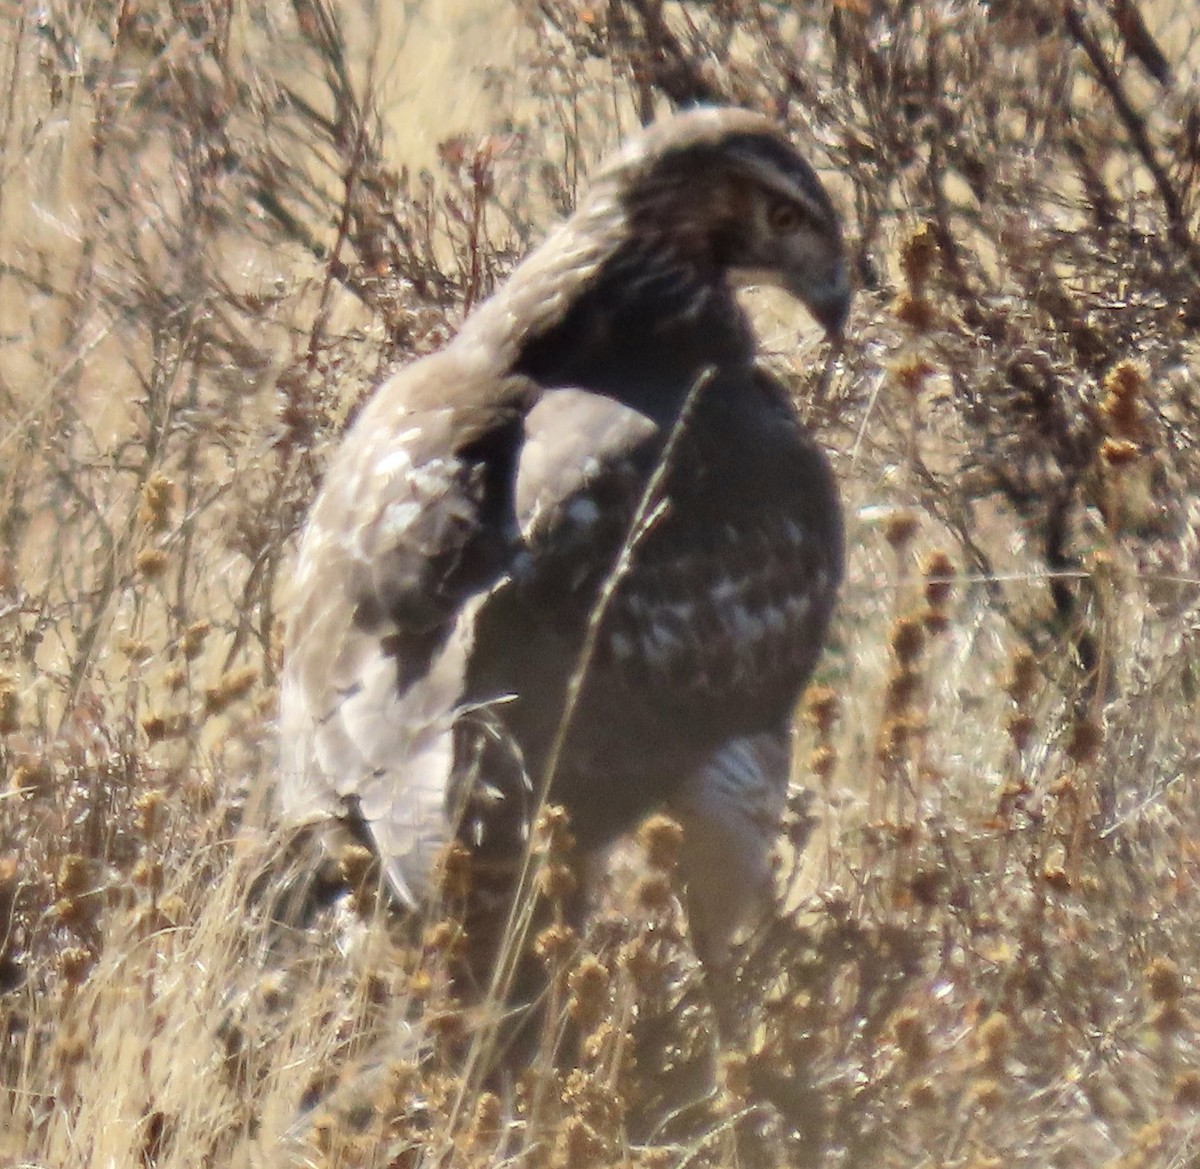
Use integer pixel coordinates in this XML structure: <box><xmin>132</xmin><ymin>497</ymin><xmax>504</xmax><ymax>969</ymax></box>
<box><xmin>513</xmin><ymin>387</ymin><xmax>660</xmax><ymax>568</ymax></box>
<box><xmin>279</xmin><ymin>362</ymin><xmax>663</xmax><ymax>905</ymax></box>
<box><xmin>279</xmin><ymin>351</ymin><xmax>530</xmax><ymax>903</ymax></box>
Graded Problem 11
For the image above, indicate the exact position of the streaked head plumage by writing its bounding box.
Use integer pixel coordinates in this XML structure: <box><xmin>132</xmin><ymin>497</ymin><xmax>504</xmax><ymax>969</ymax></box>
<box><xmin>589</xmin><ymin>106</ymin><xmax>852</xmax><ymax>334</ymax></box>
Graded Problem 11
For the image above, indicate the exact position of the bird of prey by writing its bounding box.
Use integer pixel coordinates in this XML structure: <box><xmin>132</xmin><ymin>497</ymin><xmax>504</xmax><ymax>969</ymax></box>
<box><xmin>279</xmin><ymin>106</ymin><xmax>849</xmax><ymax>989</ymax></box>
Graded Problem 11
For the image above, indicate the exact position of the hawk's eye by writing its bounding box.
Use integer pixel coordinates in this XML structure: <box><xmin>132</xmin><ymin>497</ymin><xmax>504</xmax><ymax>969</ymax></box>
<box><xmin>766</xmin><ymin>199</ymin><xmax>805</xmax><ymax>234</ymax></box>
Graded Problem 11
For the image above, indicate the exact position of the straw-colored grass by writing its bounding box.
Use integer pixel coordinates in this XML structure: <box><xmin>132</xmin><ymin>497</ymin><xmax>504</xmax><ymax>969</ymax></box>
<box><xmin>3</xmin><ymin>1</ymin><xmax>1199</xmax><ymax>1165</ymax></box>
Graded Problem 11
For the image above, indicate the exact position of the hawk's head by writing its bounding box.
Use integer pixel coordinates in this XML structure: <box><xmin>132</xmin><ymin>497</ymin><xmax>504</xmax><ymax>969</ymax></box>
<box><xmin>599</xmin><ymin>107</ymin><xmax>852</xmax><ymax>335</ymax></box>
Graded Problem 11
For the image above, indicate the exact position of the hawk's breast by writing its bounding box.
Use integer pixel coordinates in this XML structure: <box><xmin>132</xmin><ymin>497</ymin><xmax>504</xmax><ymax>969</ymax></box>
<box><xmin>596</xmin><ymin>511</ymin><xmax>837</xmax><ymax>708</ymax></box>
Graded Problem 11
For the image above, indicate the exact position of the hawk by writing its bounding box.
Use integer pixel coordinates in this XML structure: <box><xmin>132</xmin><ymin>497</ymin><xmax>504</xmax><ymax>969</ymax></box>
<box><xmin>279</xmin><ymin>107</ymin><xmax>849</xmax><ymax>990</ymax></box>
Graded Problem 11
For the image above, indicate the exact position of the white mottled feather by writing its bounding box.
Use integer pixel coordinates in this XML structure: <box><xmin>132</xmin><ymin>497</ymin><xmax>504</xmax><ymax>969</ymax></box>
<box><xmin>277</xmin><ymin>351</ymin><xmax>523</xmax><ymax>906</ymax></box>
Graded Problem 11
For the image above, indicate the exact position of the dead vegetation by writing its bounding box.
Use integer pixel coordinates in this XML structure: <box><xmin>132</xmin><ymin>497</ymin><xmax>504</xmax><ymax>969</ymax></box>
<box><xmin>1</xmin><ymin>0</ymin><xmax>1199</xmax><ymax>1166</ymax></box>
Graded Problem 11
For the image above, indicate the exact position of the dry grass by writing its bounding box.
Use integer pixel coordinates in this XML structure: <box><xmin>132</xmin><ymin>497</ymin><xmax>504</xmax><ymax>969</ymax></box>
<box><xmin>2</xmin><ymin>0</ymin><xmax>1200</xmax><ymax>1165</ymax></box>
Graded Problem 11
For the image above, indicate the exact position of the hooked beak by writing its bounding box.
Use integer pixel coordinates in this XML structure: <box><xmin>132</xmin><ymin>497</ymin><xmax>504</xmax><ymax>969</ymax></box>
<box><xmin>801</xmin><ymin>261</ymin><xmax>853</xmax><ymax>338</ymax></box>
<box><xmin>732</xmin><ymin>258</ymin><xmax>853</xmax><ymax>337</ymax></box>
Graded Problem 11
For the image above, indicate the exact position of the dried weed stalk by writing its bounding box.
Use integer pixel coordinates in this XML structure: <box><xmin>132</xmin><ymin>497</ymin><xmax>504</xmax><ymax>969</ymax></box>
<box><xmin>2</xmin><ymin>1</ymin><xmax>1200</xmax><ymax>1167</ymax></box>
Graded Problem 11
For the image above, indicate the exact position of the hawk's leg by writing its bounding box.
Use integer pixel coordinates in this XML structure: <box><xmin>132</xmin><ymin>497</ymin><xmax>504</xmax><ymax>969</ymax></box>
<box><xmin>668</xmin><ymin>729</ymin><xmax>793</xmax><ymax>1033</ymax></box>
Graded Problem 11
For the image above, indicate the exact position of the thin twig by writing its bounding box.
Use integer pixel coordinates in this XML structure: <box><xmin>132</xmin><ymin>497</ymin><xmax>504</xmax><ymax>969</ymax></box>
<box><xmin>1063</xmin><ymin>1</ymin><xmax>1195</xmax><ymax>260</ymax></box>
<box><xmin>457</xmin><ymin>365</ymin><xmax>717</xmax><ymax>1104</ymax></box>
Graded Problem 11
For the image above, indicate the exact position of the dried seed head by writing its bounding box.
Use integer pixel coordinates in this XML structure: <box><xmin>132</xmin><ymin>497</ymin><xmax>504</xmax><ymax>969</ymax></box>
<box><xmin>407</xmin><ymin>969</ymin><xmax>433</xmax><ymax>1005</ymax></box>
<box><xmin>890</xmin><ymin>1008</ymin><xmax>930</xmax><ymax>1065</ymax></box>
<box><xmin>59</xmin><ymin>946</ymin><xmax>94</xmax><ymax>986</ymax></box>
<box><xmin>1172</xmin><ymin>1070</ymin><xmax>1200</xmax><ymax>1109</ymax></box>
<box><xmin>537</xmin><ymin>860</ymin><xmax>579</xmax><ymax>903</ymax></box>
<box><xmin>255</xmin><ymin>970</ymin><xmax>290</xmax><ymax>1013</ymax></box>
<box><xmin>910</xmin><ymin>867</ymin><xmax>943</xmax><ymax>906</ymax></box>
<box><xmin>567</xmin><ymin>955</ymin><xmax>610</xmax><ymax>1032</ymax></box>
<box><xmin>1151</xmin><ymin>1002</ymin><xmax>1188</xmax><ymax>1034</ymax></box>
<box><xmin>922</xmin><ymin>550</ymin><xmax>955</xmax><ymax>608</ymax></box>
<box><xmin>142</xmin><ymin>712</ymin><xmax>192</xmax><ymax>743</ymax></box>
<box><xmin>1007</xmin><ymin>651</ymin><xmax>1040</xmax><ymax>706</ymax></box>
<box><xmin>57</xmin><ymin>855</ymin><xmax>91</xmax><ymax>898</ymax></box>
<box><xmin>1100</xmin><ymin>359</ymin><xmax>1147</xmax><ymax>439</ymax></box>
<box><xmin>427</xmin><ymin>1006</ymin><xmax>467</xmax><ymax>1053</ymax></box>
<box><xmin>890</xmin><ymin>616</ymin><xmax>925</xmax><ymax>665</ymax></box>
<box><xmin>552</xmin><ymin>1115</ymin><xmax>606</xmax><ymax>1169</ymax></box>
<box><xmin>52</xmin><ymin>895</ymin><xmax>98</xmax><ymax>930</ymax></box>
<box><xmin>883</xmin><ymin>510</ymin><xmax>920</xmax><ymax>552</ymax></box>
<box><xmin>55</xmin><ymin>1023</ymin><xmax>90</xmax><ymax>1070</ymax></box>
<box><xmin>180</xmin><ymin>622</ymin><xmax>210</xmax><ymax>660</ymax></box>
<box><xmin>900</xmin><ymin>222</ymin><xmax>939</xmax><ymax>290</ymax></box>
<box><xmin>970</xmin><ymin>1077</ymin><xmax>1005</xmax><ymax>1111</ymax></box>
<box><xmin>977</xmin><ymin>1012</ymin><xmax>1013</xmax><ymax>1071</ymax></box>
<box><xmin>885</xmin><ymin>668</ymin><xmax>922</xmax><ymax>715</ymax></box>
<box><xmin>907</xmin><ymin>1079</ymin><xmax>939</xmax><ymax>1109</ymax></box>
<box><xmin>0</xmin><ymin>679</ymin><xmax>18</xmax><ymax>735</ymax></box>
<box><xmin>581</xmin><ymin>1019</ymin><xmax>618</xmax><ymax>1066</ymax></box>
<box><xmin>121</xmin><ymin>638</ymin><xmax>151</xmax><ymax>663</ymax></box>
<box><xmin>423</xmin><ymin>920</ymin><xmax>465</xmax><ymax>960</ymax></box>
<box><xmin>336</xmin><ymin>843</ymin><xmax>375</xmax><ymax>891</ymax></box>
<box><xmin>638</xmin><ymin>814</ymin><xmax>683</xmax><ymax>872</ymax></box>
<box><xmin>621</xmin><ymin>936</ymin><xmax>665</xmax><ymax>993</ymax></box>
<box><xmin>154</xmin><ymin>894</ymin><xmax>186</xmax><ymax>928</ymax></box>
<box><xmin>535</xmin><ymin>804</ymin><xmax>576</xmax><ymax>860</ymax></box>
<box><xmin>634</xmin><ymin>871</ymin><xmax>674</xmax><ymax>913</ymax></box>
<box><xmin>1006</xmin><ymin>713</ymin><xmax>1037</xmax><ymax>752</ymax></box>
<box><xmin>560</xmin><ymin>1067</ymin><xmax>622</xmax><ymax>1139</ymax></box>
<box><xmin>11</xmin><ymin>757</ymin><xmax>52</xmax><ymax>796</ymax></box>
<box><xmin>809</xmin><ymin>744</ymin><xmax>837</xmax><ymax>782</ymax></box>
<box><xmin>1042</xmin><ymin>863</ymin><xmax>1071</xmax><ymax>891</ymax></box>
<box><xmin>891</xmin><ymin>354</ymin><xmax>936</xmax><ymax>396</ymax></box>
<box><xmin>534</xmin><ymin>923</ymin><xmax>577</xmax><ymax>969</ymax></box>
<box><xmin>131</xmin><ymin>857</ymin><xmax>163</xmax><ymax>894</ymax></box>
<box><xmin>1100</xmin><ymin>436</ymin><xmax>1141</xmax><ymax>468</ymax></box>
<box><xmin>1066</xmin><ymin>717</ymin><xmax>1103</xmax><ymax>765</ymax></box>
<box><xmin>720</xmin><ymin>1051</ymin><xmax>751</xmax><ymax>1099</ymax></box>
<box><xmin>136</xmin><ymin>548</ymin><xmax>170</xmax><ymax>578</ymax></box>
<box><xmin>437</xmin><ymin>839</ymin><xmax>473</xmax><ymax>901</ymax></box>
<box><xmin>139</xmin><ymin>475</ymin><xmax>175</xmax><ymax>532</ymax></box>
<box><xmin>805</xmin><ymin>685</ymin><xmax>840</xmax><ymax>736</ymax></box>
<box><xmin>893</xmin><ymin>292</ymin><xmax>936</xmax><ymax>331</ymax></box>
<box><xmin>1146</xmin><ymin>957</ymin><xmax>1184</xmax><ymax>1004</ymax></box>
<box><xmin>134</xmin><ymin>790</ymin><xmax>165</xmax><ymax>841</ymax></box>
<box><xmin>204</xmin><ymin>667</ymin><xmax>257</xmax><ymax>715</ymax></box>
<box><xmin>877</xmin><ymin>716</ymin><xmax>920</xmax><ymax>763</ymax></box>
<box><xmin>466</xmin><ymin>1091</ymin><xmax>503</xmax><ymax>1150</ymax></box>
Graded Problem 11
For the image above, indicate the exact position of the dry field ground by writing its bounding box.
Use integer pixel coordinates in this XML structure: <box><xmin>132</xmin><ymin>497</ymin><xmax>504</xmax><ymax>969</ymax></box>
<box><xmin>2</xmin><ymin>1</ymin><xmax>1200</xmax><ymax>1166</ymax></box>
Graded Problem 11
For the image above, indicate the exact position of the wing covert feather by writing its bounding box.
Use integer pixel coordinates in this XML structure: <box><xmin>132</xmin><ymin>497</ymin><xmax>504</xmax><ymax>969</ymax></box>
<box><xmin>515</xmin><ymin>387</ymin><xmax>660</xmax><ymax>560</ymax></box>
<box><xmin>278</xmin><ymin>358</ymin><xmax>529</xmax><ymax>903</ymax></box>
